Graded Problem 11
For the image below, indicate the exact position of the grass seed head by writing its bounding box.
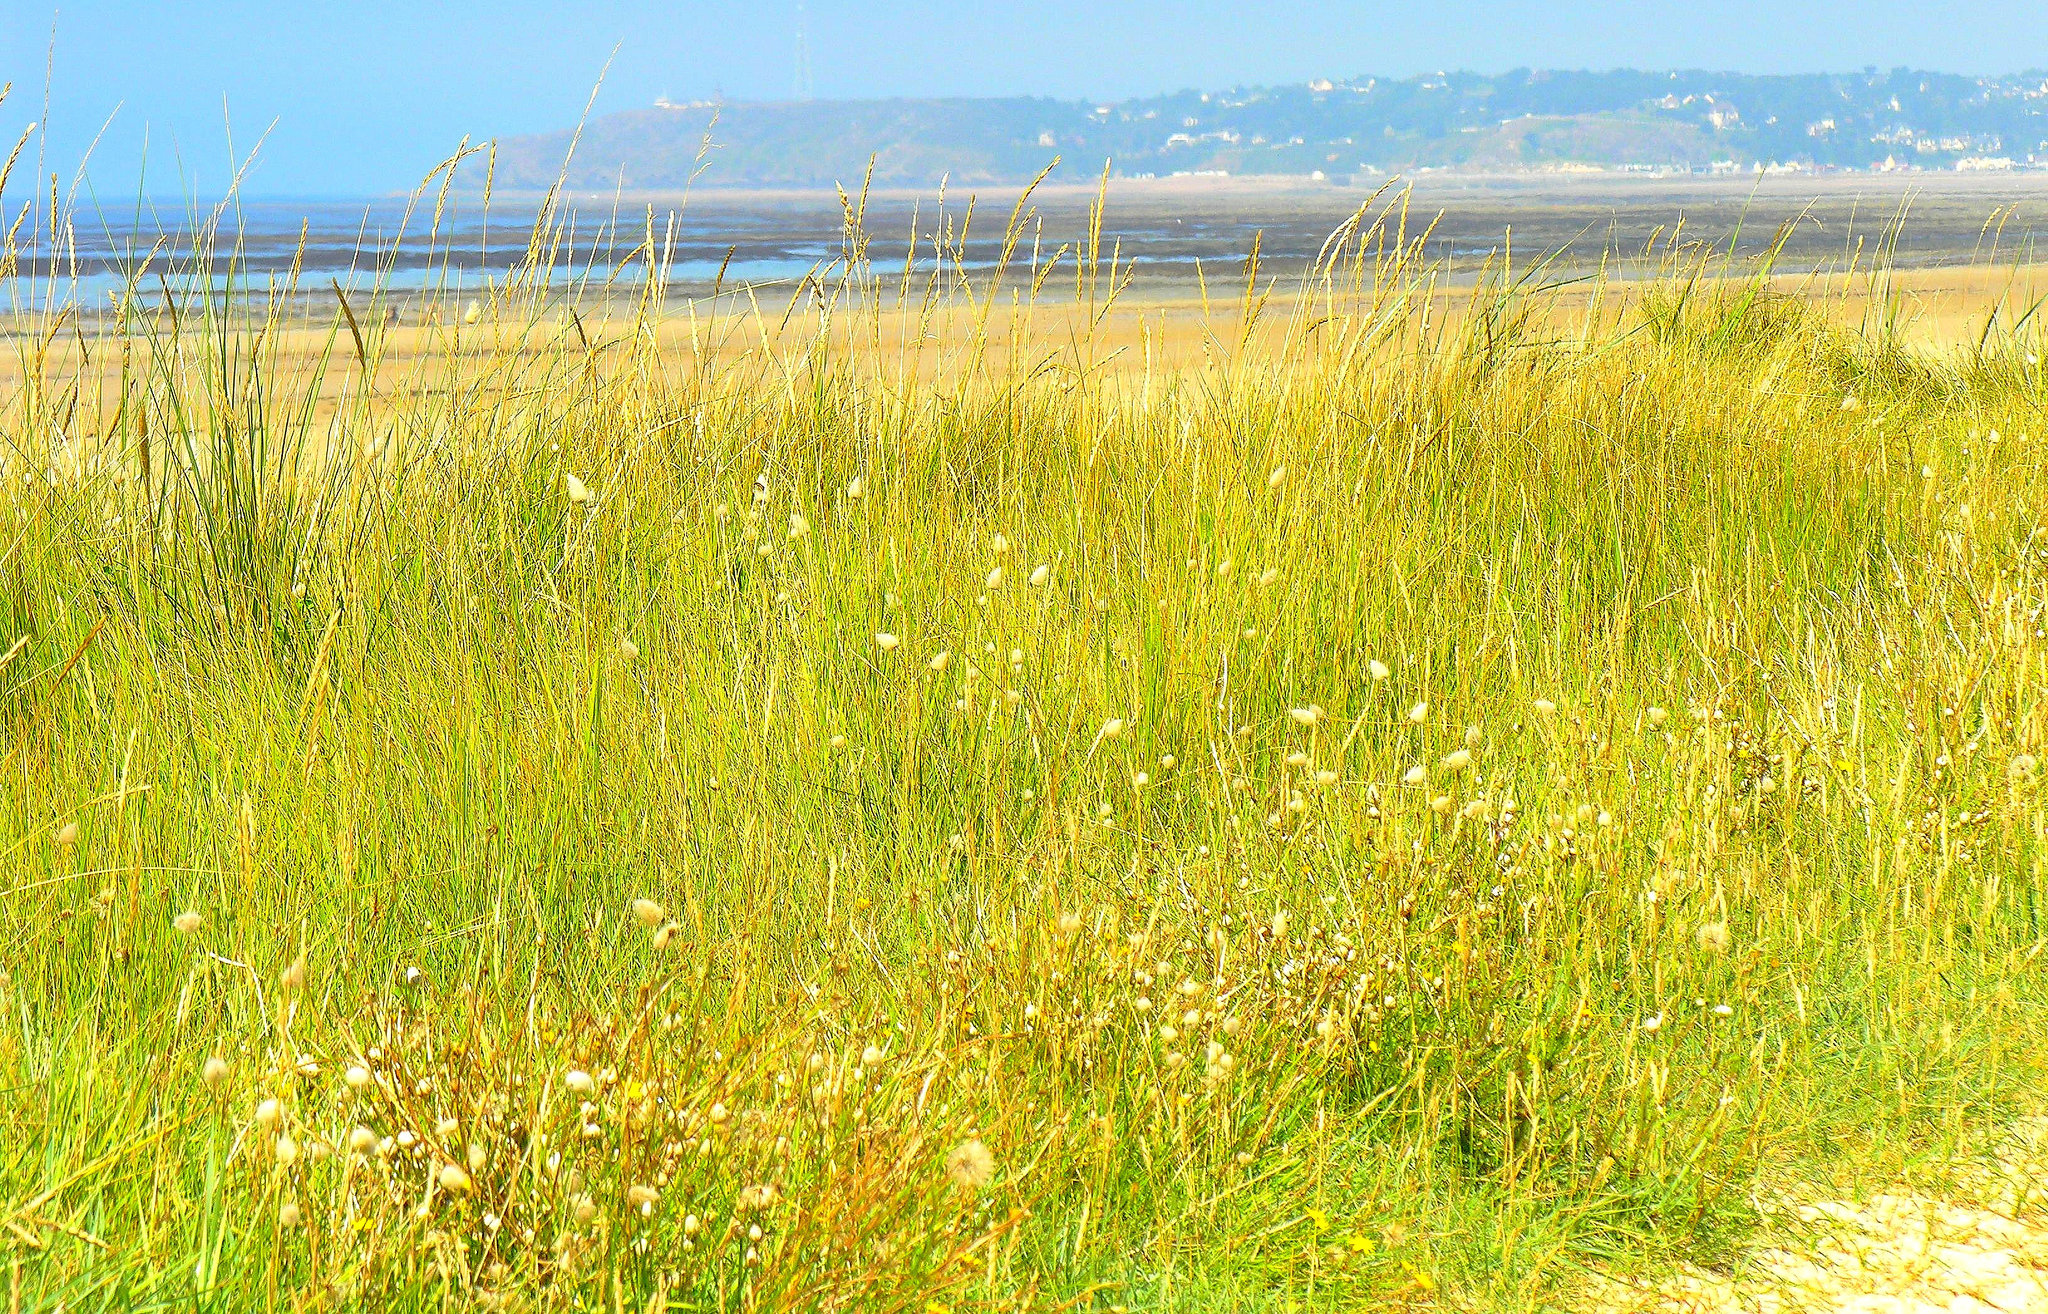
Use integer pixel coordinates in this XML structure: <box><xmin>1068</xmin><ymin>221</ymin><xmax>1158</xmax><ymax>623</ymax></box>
<box><xmin>564</xmin><ymin>473</ymin><xmax>591</xmax><ymax>505</ymax></box>
<box><xmin>945</xmin><ymin>1138</ymin><xmax>995</xmax><ymax>1189</ymax></box>
<box><xmin>173</xmin><ymin>911</ymin><xmax>204</xmax><ymax>935</ymax></box>
<box><xmin>632</xmin><ymin>899</ymin><xmax>666</xmax><ymax>927</ymax></box>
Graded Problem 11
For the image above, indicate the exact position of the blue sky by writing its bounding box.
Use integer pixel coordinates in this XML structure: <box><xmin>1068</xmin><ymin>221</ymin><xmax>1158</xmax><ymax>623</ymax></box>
<box><xmin>4</xmin><ymin>0</ymin><xmax>2047</xmax><ymax>196</ymax></box>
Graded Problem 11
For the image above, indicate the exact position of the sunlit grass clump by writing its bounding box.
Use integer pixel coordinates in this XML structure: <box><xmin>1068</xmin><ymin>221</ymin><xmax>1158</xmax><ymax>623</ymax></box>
<box><xmin>3</xmin><ymin>173</ymin><xmax>2048</xmax><ymax>1311</ymax></box>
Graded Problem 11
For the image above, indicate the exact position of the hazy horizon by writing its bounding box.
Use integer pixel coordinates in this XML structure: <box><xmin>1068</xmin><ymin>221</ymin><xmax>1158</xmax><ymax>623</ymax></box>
<box><xmin>7</xmin><ymin>0</ymin><xmax>2048</xmax><ymax>197</ymax></box>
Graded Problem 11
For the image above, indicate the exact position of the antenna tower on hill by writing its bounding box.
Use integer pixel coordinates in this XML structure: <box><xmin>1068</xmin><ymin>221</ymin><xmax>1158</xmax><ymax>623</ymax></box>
<box><xmin>793</xmin><ymin>1</ymin><xmax>815</xmax><ymax>101</ymax></box>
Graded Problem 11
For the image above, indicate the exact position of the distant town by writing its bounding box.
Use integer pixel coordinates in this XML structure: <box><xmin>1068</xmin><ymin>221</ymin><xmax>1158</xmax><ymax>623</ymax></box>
<box><xmin>491</xmin><ymin>67</ymin><xmax>2048</xmax><ymax>191</ymax></box>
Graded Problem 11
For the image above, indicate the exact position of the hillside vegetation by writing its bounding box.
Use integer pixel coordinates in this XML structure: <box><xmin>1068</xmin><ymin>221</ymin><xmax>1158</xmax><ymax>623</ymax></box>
<box><xmin>490</xmin><ymin>66</ymin><xmax>2048</xmax><ymax>189</ymax></box>
<box><xmin>3</xmin><ymin>181</ymin><xmax>2048</xmax><ymax>1311</ymax></box>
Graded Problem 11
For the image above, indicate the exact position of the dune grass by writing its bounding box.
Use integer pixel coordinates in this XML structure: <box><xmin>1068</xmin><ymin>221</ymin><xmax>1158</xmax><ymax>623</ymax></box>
<box><xmin>3</xmin><ymin>173</ymin><xmax>2048</xmax><ymax>1312</ymax></box>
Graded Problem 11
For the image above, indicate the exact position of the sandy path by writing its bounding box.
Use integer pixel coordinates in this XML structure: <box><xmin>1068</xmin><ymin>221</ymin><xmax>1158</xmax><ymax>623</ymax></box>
<box><xmin>1590</xmin><ymin>1121</ymin><xmax>2048</xmax><ymax>1313</ymax></box>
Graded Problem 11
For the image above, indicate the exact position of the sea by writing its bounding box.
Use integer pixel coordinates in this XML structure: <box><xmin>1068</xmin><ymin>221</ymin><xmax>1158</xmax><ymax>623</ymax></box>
<box><xmin>8</xmin><ymin>174</ymin><xmax>2048</xmax><ymax>316</ymax></box>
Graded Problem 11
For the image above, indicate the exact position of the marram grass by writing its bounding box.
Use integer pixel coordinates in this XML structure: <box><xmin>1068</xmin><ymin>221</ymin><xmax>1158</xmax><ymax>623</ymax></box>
<box><xmin>3</xmin><ymin>192</ymin><xmax>2048</xmax><ymax>1312</ymax></box>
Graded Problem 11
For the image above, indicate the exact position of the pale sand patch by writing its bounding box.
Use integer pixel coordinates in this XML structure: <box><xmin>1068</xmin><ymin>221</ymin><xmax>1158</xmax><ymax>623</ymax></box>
<box><xmin>1588</xmin><ymin>1120</ymin><xmax>2048</xmax><ymax>1313</ymax></box>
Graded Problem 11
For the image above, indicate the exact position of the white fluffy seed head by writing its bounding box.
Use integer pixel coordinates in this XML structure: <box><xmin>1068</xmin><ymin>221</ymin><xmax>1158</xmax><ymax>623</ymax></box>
<box><xmin>564</xmin><ymin>1069</ymin><xmax>594</xmax><ymax>1093</ymax></box>
<box><xmin>1288</xmin><ymin>705</ymin><xmax>1322</xmax><ymax>726</ymax></box>
<box><xmin>173</xmin><ymin>910</ymin><xmax>204</xmax><ymax>934</ymax></box>
<box><xmin>632</xmin><ymin>898</ymin><xmax>666</xmax><ymax>927</ymax></box>
<box><xmin>344</xmin><ymin>1065</ymin><xmax>371</xmax><ymax>1089</ymax></box>
<box><xmin>564</xmin><ymin>473</ymin><xmax>591</xmax><ymax>504</ymax></box>
<box><xmin>1368</xmin><ymin>660</ymin><xmax>1390</xmax><ymax>682</ymax></box>
<box><xmin>1267</xmin><ymin>465</ymin><xmax>1287</xmax><ymax>489</ymax></box>
<box><xmin>202</xmin><ymin>1056</ymin><xmax>229</xmax><ymax>1087</ymax></box>
<box><xmin>1403</xmin><ymin>765</ymin><xmax>1427</xmax><ymax>785</ymax></box>
<box><xmin>1029</xmin><ymin>563</ymin><xmax>1050</xmax><ymax>587</ymax></box>
<box><xmin>1406</xmin><ymin>701</ymin><xmax>1429</xmax><ymax>725</ymax></box>
<box><xmin>875</xmin><ymin>632</ymin><xmax>899</xmax><ymax>651</ymax></box>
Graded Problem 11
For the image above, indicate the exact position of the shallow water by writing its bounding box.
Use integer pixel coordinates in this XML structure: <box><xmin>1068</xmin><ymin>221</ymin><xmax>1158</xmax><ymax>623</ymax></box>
<box><xmin>8</xmin><ymin>175</ymin><xmax>2048</xmax><ymax>314</ymax></box>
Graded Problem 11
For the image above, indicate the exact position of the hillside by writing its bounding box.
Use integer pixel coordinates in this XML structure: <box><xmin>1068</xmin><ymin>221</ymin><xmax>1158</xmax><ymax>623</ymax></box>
<box><xmin>490</xmin><ymin>67</ymin><xmax>2048</xmax><ymax>191</ymax></box>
